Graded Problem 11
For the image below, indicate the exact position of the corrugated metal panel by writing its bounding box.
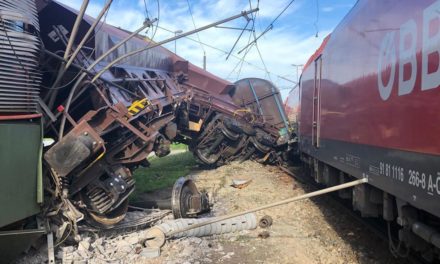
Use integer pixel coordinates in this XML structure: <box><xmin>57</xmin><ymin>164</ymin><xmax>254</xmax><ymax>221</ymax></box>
<box><xmin>0</xmin><ymin>0</ymin><xmax>40</xmax><ymax>113</ymax></box>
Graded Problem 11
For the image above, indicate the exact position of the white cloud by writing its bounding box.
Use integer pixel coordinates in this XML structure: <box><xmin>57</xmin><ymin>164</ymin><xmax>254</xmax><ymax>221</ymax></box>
<box><xmin>55</xmin><ymin>0</ymin><xmax>338</xmax><ymax>99</ymax></box>
<box><xmin>322</xmin><ymin>6</ymin><xmax>334</xmax><ymax>12</ymax></box>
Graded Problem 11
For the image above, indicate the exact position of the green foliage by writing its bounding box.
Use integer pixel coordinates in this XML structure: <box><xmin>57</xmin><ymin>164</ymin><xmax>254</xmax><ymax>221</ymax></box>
<box><xmin>170</xmin><ymin>143</ymin><xmax>188</xmax><ymax>151</ymax></box>
<box><xmin>131</xmin><ymin>151</ymin><xmax>196</xmax><ymax>199</ymax></box>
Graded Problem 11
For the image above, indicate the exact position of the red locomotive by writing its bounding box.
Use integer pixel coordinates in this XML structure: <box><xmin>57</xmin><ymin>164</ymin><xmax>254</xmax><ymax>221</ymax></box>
<box><xmin>285</xmin><ymin>0</ymin><xmax>440</xmax><ymax>259</ymax></box>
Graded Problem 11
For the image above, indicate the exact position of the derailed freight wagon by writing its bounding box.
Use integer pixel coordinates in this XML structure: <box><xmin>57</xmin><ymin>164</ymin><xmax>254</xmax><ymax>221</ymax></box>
<box><xmin>285</xmin><ymin>0</ymin><xmax>440</xmax><ymax>260</ymax></box>
<box><xmin>0</xmin><ymin>0</ymin><xmax>288</xmax><ymax>260</ymax></box>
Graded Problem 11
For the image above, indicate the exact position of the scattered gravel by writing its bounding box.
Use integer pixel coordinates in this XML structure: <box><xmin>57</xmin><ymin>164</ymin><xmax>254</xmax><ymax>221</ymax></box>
<box><xmin>16</xmin><ymin>161</ymin><xmax>403</xmax><ymax>264</ymax></box>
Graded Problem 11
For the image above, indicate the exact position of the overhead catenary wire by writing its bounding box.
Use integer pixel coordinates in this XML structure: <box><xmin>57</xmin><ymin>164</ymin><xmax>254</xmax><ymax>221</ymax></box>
<box><xmin>238</xmin><ymin>0</ymin><xmax>295</xmax><ymax>53</ymax></box>
<box><xmin>143</xmin><ymin>0</ymin><xmax>150</xmax><ymax>19</ymax></box>
<box><xmin>65</xmin><ymin>0</ymin><xmax>113</xmax><ymax>71</ymax></box>
<box><xmin>154</xmin><ymin>24</ymin><xmax>296</xmax><ymax>84</ymax></box>
<box><xmin>46</xmin><ymin>0</ymin><xmax>111</xmax><ymax>109</ymax></box>
<box><xmin>234</xmin><ymin>33</ymin><xmax>254</xmax><ymax>80</ymax></box>
<box><xmin>89</xmin><ymin>8</ymin><xmax>259</xmax><ymax>84</ymax></box>
<box><xmin>225</xmin><ymin>18</ymin><xmax>250</xmax><ymax>60</ymax></box>
<box><xmin>40</xmin><ymin>7</ymin><xmax>109</xmax><ymax>91</ymax></box>
<box><xmin>44</xmin><ymin>0</ymin><xmax>113</xmax><ymax>93</ymax></box>
<box><xmin>248</xmin><ymin>0</ymin><xmax>272</xmax><ymax>82</ymax></box>
<box><xmin>226</xmin><ymin>25</ymin><xmax>254</xmax><ymax>80</ymax></box>
<box><xmin>146</xmin><ymin>0</ymin><xmax>160</xmax><ymax>43</ymax></box>
<box><xmin>59</xmin><ymin>10</ymin><xmax>256</xmax><ymax>139</ymax></box>
<box><xmin>231</xmin><ymin>0</ymin><xmax>258</xmax><ymax>78</ymax></box>
<box><xmin>186</xmin><ymin>0</ymin><xmax>205</xmax><ymax>54</ymax></box>
<box><xmin>314</xmin><ymin>0</ymin><xmax>320</xmax><ymax>37</ymax></box>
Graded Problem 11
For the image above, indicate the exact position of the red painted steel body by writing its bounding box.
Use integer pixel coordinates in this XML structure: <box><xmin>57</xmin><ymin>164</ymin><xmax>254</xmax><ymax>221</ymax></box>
<box><xmin>286</xmin><ymin>0</ymin><xmax>440</xmax><ymax>218</ymax></box>
<box><xmin>300</xmin><ymin>0</ymin><xmax>440</xmax><ymax>155</ymax></box>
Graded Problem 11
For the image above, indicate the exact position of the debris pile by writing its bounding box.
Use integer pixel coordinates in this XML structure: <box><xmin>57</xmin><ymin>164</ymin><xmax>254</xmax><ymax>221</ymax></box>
<box><xmin>16</xmin><ymin>161</ymin><xmax>398</xmax><ymax>264</ymax></box>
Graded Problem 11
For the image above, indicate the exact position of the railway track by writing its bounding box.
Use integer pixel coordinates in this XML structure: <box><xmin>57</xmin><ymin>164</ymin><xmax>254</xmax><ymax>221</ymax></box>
<box><xmin>278</xmin><ymin>165</ymin><xmax>427</xmax><ymax>264</ymax></box>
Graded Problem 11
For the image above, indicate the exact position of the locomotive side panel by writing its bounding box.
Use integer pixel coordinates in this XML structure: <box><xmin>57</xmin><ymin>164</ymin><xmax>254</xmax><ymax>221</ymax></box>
<box><xmin>298</xmin><ymin>0</ymin><xmax>440</xmax><ymax>218</ymax></box>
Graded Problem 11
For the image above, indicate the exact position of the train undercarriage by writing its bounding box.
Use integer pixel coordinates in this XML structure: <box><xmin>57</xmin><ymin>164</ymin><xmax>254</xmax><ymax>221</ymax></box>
<box><xmin>7</xmin><ymin>0</ymin><xmax>440</xmax><ymax>263</ymax></box>
<box><xmin>297</xmin><ymin>153</ymin><xmax>440</xmax><ymax>262</ymax></box>
<box><xmin>22</xmin><ymin>1</ymin><xmax>290</xmax><ymax>238</ymax></box>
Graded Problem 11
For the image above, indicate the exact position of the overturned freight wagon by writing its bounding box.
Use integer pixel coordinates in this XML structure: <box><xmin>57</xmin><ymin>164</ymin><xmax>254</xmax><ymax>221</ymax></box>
<box><xmin>0</xmin><ymin>0</ymin><xmax>289</xmax><ymax>257</ymax></box>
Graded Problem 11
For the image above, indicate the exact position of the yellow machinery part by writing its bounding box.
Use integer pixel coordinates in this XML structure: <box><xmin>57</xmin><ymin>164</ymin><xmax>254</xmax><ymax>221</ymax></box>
<box><xmin>189</xmin><ymin>119</ymin><xmax>204</xmax><ymax>132</ymax></box>
<box><xmin>128</xmin><ymin>98</ymin><xmax>150</xmax><ymax>115</ymax></box>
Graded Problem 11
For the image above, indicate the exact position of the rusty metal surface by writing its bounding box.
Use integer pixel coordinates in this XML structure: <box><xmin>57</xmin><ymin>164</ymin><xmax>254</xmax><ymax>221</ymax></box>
<box><xmin>31</xmin><ymin>1</ymin><xmax>289</xmax><ymax>233</ymax></box>
<box><xmin>171</xmin><ymin>177</ymin><xmax>210</xmax><ymax>219</ymax></box>
<box><xmin>44</xmin><ymin>120</ymin><xmax>104</xmax><ymax>177</ymax></box>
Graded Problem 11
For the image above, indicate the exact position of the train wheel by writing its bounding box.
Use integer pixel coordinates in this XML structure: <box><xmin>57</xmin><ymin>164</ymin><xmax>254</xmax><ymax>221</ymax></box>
<box><xmin>221</xmin><ymin>118</ymin><xmax>241</xmax><ymax>141</ymax></box>
<box><xmin>195</xmin><ymin>147</ymin><xmax>221</xmax><ymax>165</ymax></box>
<box><xmin>87</xmin><ymin>199</ymin><xmax>129</xmax><ymax>228</ymax></box>
<box><xmin>239</xmin><ymin>124</ymin><xmax>256</xmax><ymax>136</ymax></box>
<box><xmin>80</xmin><ymin>166</ymin><xmax>134</xmax><ymax>228</ymax></box>
<box><xmin>194</xmin><ymin>114</ymin><xmax>226</xmax><ymax>165</ymax></box>
<box><xmin>250</xmin><ymin>136</ymin><xmax>271</xmax><ymax>153</ymax></box>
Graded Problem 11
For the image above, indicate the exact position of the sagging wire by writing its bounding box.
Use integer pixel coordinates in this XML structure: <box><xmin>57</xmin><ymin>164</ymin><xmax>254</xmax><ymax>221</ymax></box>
<box><xmin>186</xmin><ymin>0</ymin><xmax>206</xmax><ymax>54</ymax></box>
<box><xmin>224</xmin><ymin>0</ymin><xmax>253</xmax><ymax>61</ymax></box>
<box><xmin>0</xmin><ymin>18</ymin><xmax>34</xmax><ymax>84</ymax></box>
<box><xmin>89</xmin><ymin>8</ymin><xmax>259</xmax><ymax>83</ymax></box>
<box><xmin>387</xmin><ymin>222</ymin><xmax>410</xmax><ymax>258</ymax></box>
<box><xmin>226</xmin><ymin>30</ymin><xmax>254</xmax><ymax>80</ymax></box>
<box><xmin>155</xmin><ymin>24</ymin><xmax>276</xmax><ymax>80</ymax></box>
<box><xmin>143</xmin><ymin>0</ymin><xmax>150</xmax><ymax>19</ymax></box>
<box><xmin>248</xmin><ymin>0</ymin><xmax>273</xmax><ymax>82</ymax></box>
<box><xmin>225</xmin><ymin>18</ymin><xmax>250</xmax><ymax>60</ymax></box>
<box><xmin>225</xmin><ymin>0</ymin><xmax>260</xmax><ymax>80</ymax></box>
<box><xmin>238</xmin><ymin>0</ymin><xmax>295</xmax><ymax>53</ymax></box>
<box><xmin>40</xmin><ymin>0</ymin><xmax>111</xmax><ymax>90</ymax></box>
<box><xmin>227</xmin><ymin>0</ymin><xmax>260</xmax><ymax>81</ymax></box>
<box><xmin>145</xmin><ymin>0</ymin><xmax>160</xmax><ymax>43</ymax></box>
<box><xmin>112</xmin><ymin>0</ymin><xmax>160</xmax><ymax>67</ymax></box>
<box><xmin>314</xmin><ymin>0</ymin><xmax>320</xmax><ymax>37</ymax></box>
<box><xmin>54</xmin><ymin>220</ymin><xmax>73</xmax><ymax>248</ymax></box>
<box><xmin>154</xmin><ymin>0</ymin><xmax>160</xmax><ymax>40</ymax></box>
<box><xmin>142</xmin><ymin>0</ymin><xmax>159</xmax><ymax>39</ymax></box>
<box><xmin>147</xmin><ymin>17</ymin><xmax>297</xmax><ymax>84</ymax></box>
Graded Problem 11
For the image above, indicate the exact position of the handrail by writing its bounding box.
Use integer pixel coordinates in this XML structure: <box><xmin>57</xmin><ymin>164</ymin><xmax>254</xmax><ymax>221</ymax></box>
<box><xmin>0</xmin><ymin>113</ymin><xmax>42</xmax><ymax>121</ymax></box>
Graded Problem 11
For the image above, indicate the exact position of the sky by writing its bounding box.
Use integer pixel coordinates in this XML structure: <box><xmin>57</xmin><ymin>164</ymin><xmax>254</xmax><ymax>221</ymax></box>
<box><xmin>57</xmin><ymin>0</ymin><xmax>357</xmax><ymax>99</ymax></box>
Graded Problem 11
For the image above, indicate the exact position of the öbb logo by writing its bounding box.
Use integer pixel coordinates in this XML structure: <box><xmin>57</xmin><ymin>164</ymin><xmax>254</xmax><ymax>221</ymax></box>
<box><xmin>378</xmin><ymin>0</ymin><xmax>440</xmax><ymax>101</ymax></box>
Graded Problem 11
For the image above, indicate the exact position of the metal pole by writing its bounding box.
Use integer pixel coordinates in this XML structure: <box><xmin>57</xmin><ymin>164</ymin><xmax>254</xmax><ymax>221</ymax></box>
<box><xmin>91</xmin><ymin>8</ymin><xmax>259</xmax><ymax>83</ymax></box>
<box><xmin>248</xmin><ymin>79</ymin><xmax>264</xmax><ymax>122</ymax></box>
<box><xmin>203</xmin><ymin>51</ymin><xmax>206</xmax><ymax>70</ymax></box>
<box><xmin>43</xmin><ymin>49</ymin><xmax>139</xmax><ymax>97</ymax></box>
<box><xmin>47</xmin><ymin>0</ymin><xmax>89</xmax><ymax>109</ymax></box>
<box><xmin>270</xmin><ymin>82</ymin><xmax>290</xmax><ymax>133</ymax></box>
<box><xmin>64</xmin><ymin>0</ymin><xmax>89</xmax><ymax>60</ymax></box>
<box><xmin>164</xmin><ymin>178</ymin><xmax>368</xmax><ymax>238</ymax></box>
<box><xmin>55</xmin><ymin>23</ymin><xmax>150</xmax><ymax>139</ymax></box>
<box><xmin>58</xmin><ymin>21</ymin><xmax>151</xmax><ymax>138</ymax></box>
<box><xmin>292</xmin><ymin>64</ymin><xmax>304</xmax><ymax>83</ymax></box>
<box><xmin>65</xmin><ymin>0</ymin><xmax>114</xmax><ymax>71</ymax></box>
<box><xmin>174</xmin><ymin>30</ymin><xmax>182</xmax><ymax>53</ymax></box>
<box><xmin>47</xmin><ymin>0</ymin><xmax>113</xmax><ymax>109</ymax></box>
